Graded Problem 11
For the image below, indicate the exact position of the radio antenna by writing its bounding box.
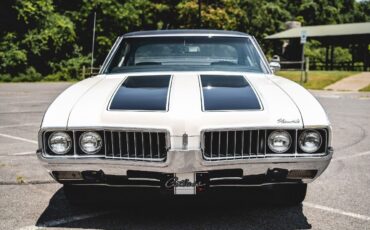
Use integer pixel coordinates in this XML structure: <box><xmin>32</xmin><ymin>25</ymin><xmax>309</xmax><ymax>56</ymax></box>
<box><xmin>90</xmin><ymin>12</ymin><xmax>96</xmax><ymax>74</ymax></box>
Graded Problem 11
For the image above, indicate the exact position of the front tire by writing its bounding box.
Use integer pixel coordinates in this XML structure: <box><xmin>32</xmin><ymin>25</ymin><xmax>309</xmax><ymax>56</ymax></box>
<box><xmin>269</xmin><ymin>184</ymin><xmax>307</xmax><ymax>205</ymax></box>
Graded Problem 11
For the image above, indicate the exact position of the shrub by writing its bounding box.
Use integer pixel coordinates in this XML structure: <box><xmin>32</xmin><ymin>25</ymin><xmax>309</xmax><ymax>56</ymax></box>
<box><xmin>0</xmin><ymin>67</ymin><xmax>42</xmax><ymax>82</ymax></box>
<box><xmin>11</xmin><ymin>67</ymin><xmax>42</xmax><ymax>82</ymax></box>
<box><xmin>0</xmin><ymin>74</ymin><xmax>12</xmax><ymax>82</ymax></box>
<box><xmin>43</xmin><ymin>72</ymin><xmax>67</xmax><ymax>81</ymax></box>
<box><xmin>48</xmin><ymin>45</ymin><xmax>91</xmax><ymax>81</ymax></box>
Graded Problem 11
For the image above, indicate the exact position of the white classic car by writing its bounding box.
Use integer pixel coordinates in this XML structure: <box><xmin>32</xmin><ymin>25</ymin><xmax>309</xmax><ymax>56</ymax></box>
<box><xmin>37</xmin><ymin>30</ymin><xmax>333</xmax><ymax>204</ymax></box>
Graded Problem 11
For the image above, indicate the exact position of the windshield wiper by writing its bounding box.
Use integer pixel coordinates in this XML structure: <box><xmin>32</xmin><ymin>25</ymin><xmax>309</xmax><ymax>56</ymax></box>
<box><xmin>210</xmin><ymin>61</ymin><xmax>237</xmax><ymax>65</ymax></box>
<box><xmin>135</xmin><ymin>62</ymin><xmax>162</xmax><ymax>66</ymax></box>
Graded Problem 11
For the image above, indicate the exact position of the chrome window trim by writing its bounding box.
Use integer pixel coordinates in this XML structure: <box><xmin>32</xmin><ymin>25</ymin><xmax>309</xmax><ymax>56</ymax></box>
<box><xmin>100</xmin><ymin>36</ymin><xmax>123</xmax><ymax>74</ymax></box>
<box><xmin>250</xmin><ymin>36</ymin><xmax>272</xmax><ymax>74</ymax></box>
<box><xmin>122</xmin><ymin>34</ymin><xmax>251</xmax><ymax>38</ymax></box>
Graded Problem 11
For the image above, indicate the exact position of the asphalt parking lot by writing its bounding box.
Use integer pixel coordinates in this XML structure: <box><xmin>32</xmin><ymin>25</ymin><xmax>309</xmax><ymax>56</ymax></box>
<box><xmin>0</xmin><ymin>82</ymin><xmax>369</xmax><ymax>230</ymax></box>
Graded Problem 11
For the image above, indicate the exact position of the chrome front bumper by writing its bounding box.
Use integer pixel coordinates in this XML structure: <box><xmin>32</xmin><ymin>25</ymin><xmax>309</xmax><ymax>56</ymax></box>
<box><xmin>37</xmin><ymin>147</ymin><xmax>333</xmax><ymax>184</ymax></box>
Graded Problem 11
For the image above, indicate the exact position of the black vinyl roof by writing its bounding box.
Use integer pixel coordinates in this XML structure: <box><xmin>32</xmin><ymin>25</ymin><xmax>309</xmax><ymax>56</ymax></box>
<box><xmin>122</xmin><ymin>29</ymin><xmax>249</xmax><ymax>37</ymax></box>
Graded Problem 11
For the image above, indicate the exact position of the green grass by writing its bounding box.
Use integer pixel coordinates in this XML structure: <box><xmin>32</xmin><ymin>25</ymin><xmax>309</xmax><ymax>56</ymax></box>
<box><xmin>360</xmin><ymin>84</ymin><xmax>370</xmax><ymax>92</ymax></box>
<box><xmin>276</xmin><ymin>71</ymin><xmax>358</xmax><ymax>90</ymax></box>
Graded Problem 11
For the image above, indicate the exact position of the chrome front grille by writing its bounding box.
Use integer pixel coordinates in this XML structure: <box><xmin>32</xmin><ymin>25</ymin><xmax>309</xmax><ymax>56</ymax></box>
<box><xmin>202</xmin><ymin>129</ymin><xmax>328</xmax><ymax>161</ymax></box>
<box><xmin>104</xmin><ymin>131</ymin><xmax>168</xmax><ymax>162</ymax></box>
<box><xmin>202</xmin><ymin>130</ymin><xmax>268</xmax><ymax>160</ymax></box>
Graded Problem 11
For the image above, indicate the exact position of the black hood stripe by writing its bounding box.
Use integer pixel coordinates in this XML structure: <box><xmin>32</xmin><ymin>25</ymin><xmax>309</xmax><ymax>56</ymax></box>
<box><xmin>109</xmin><ymin>75</ymin><xmax>171</xmax><ymax>111</ymax></box>
<box><xmin>200</xmin><ymin>75</ymin><xmax>261</xmax><ymax>111</ymax></box>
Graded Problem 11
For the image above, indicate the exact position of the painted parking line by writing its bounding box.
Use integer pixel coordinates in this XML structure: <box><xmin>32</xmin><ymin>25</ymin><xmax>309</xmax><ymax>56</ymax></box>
<box><xmin>18</xmin><ymin>211</ymin><xmax>113</xmax><ymax>230</ymax></box>
<box><xmin>0</xmin><ymin>111</ymin><xmax>44</xmax><ymax>115</ymax></box>
<box><xmin>0</xmin><ymin>123</ymin><xmax>39</xmax><ymax>129</ymax></box>
<box><xmin>0</xmin><ymin>152</ymin><xmax>35</xmax><ymax>157</ymax></box>
<box><xmin>0</xmin><ymin>133</ymin><xmax>37</xmax><ymax>144</ymax></box>
<box><xmin>0</xmin><ymin>151</ymin><xmax>35</xmax><ymax>158</ymax></box>
<box><xmin>304</xmin><ymin>202</ymin><xmax>370</xmax><ymax>221</ymax></box>
<box><xmin>315</xmin><ymin>94</ymin><xmax>341</xmax><ymax>99</ymax></box>
<box><xmin>0</xmin><ymin>100</ymin><xmax>50</xmax><ymax>105</ymax></box>
<box><xmin>0</xmin><ymin>180</ymin><xmax>56</xmax><ymax>185</ymax></box>
<box><xmin>332</xmin><ymin>150</ymin><xmax>370</xmax><ymax>162</ymax></box>
<box><xmin>9</xmin><ymin>151</ymin><xmax>35</xmax><ymax>156</ymax></box>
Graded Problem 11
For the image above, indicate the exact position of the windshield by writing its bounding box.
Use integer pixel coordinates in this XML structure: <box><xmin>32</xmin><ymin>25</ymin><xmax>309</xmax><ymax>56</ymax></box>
<box><xmin>105</xmin><ymin>36</ymin><xmax>268</xmax><ymax>74</ymax></box>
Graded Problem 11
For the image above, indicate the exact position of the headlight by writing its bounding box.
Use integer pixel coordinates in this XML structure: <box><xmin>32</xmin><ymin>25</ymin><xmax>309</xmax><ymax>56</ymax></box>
<box><xmin>48</xmin><ymin>132</ymin><xmax>72</xmax><ymax>154</ymax></box>
<box><xmin>79</xmin><ymin>132</ymin><xmax>102</xmax><ymax>154</ymax></box>
<box><xmin>299</xmin><ymin>130</ymin><xmax>322</xmax><ymax>153</ymax></box>
<box><xmin>268</xmin><ymin>130</ymin><xmax>291</xmax><ymax>153</ymax></box>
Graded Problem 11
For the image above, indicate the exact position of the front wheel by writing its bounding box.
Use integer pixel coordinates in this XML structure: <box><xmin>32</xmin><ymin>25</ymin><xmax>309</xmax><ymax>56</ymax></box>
<box><xmin>268</xmin><ymin>184</ymin><xmax>307</xmax><ymax>205</ymax></box>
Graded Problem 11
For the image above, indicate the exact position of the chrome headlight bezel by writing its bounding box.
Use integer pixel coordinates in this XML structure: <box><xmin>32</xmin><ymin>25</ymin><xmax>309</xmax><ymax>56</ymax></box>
<box><xmin>267</xmin><ymin>130</ymin><xmax>292</xmax><ymax>153</ymax></box>
<box><xmin>79</xmin><ymin>131</ymin><xmax>103</xmax><ymax>154</ymax></box>
<box><xmin>48</xmin><ymin>131</ymin><xmax>72</xmax><ymax>155</ymax></box>
<box><xmin>298</xmin><ymin>130</ymin><xmax>322</xmax><ymax>153</ymax></box>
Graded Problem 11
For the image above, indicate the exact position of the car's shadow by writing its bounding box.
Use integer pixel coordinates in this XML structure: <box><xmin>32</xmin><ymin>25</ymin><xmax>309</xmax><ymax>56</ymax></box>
<box><xmin>36</xmin><ymin>187</ymin><xmax>311</xmax><ymax>229</ymax></box>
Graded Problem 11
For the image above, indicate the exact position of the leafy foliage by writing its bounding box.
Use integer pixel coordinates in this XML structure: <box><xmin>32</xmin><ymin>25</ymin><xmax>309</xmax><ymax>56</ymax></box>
<box><xmin>46</xmin><ymin>45</ymin><xmax>91</xmax><ymax>81</ymax></box>
<box><xmin>0</xmin><ymin>33</ymin><xmax>27</xmax><ymax>74</ymax></box>
<box><xmin>0</xmin><ymin>0</ymin><xmax>368</xmax><ymax>81</ymax></box>
<box><xmin>304</xmin><ymin>40</ymin><xmax>352</xmax><ymax>64</ymax></box>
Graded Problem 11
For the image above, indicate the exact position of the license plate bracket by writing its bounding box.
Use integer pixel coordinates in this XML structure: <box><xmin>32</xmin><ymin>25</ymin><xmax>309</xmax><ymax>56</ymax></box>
<box><xmin>173</xmin><ymin>173</ymin><xmax>196</xmax><ymax>195</ymax></box>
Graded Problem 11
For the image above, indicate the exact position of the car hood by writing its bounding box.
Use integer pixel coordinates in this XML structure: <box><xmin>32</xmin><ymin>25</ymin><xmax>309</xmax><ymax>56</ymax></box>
<box><xmin>61</xmin><ymin>72</ymin><xmax>304</xmax><ymax>135</ymax></box>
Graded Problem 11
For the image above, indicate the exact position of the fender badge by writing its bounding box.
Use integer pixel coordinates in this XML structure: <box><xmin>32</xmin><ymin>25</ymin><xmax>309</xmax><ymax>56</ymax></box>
<box><xmin>277</xmin><ymin>118</ymin><xmax>300</xmax><ymax>124</ymax></box>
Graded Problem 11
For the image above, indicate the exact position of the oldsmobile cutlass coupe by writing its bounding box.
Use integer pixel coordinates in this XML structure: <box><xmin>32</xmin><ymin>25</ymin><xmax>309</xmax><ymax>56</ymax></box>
<box><xmin>37</xmin><ymin>30</ymin><xmax>333</xmax><ymax>204</ymax></box>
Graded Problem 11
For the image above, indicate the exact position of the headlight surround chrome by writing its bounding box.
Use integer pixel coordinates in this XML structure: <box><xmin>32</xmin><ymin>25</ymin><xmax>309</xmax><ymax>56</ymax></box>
<box><xmin>299</xmin><ymin>130</ymin><xmax>322</xmax><ymax>153</ymax></box>
<box><xmin>48</xmin><ymin>132</ymin><xmax>72</xmax><ymax>155</ymax></box>
<box><xmin>268</xmin><ymin>130</ymin><xmax>292</xmax><ymax>153</ymax></box>
<box><xmin>79</xmin><ymin>131</ymin><xmax>103</xmax><ymax>154</ymax></box>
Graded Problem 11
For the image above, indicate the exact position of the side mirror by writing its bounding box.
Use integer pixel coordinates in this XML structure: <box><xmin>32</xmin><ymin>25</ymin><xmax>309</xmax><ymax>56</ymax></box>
<box><xmin>269</xmin><ymin>62</ymin><xmax>281</xmax><ymax>73</ymax></box>
<box><xmin>271</xmin><ymin>55</ymin><xmax>280</xmax><ymax>62</ymax></box>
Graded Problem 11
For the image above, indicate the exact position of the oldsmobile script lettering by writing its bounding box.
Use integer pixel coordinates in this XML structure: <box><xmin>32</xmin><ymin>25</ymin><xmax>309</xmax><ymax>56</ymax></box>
<box><xmin>165</xmin><ymin>177</ymin><xmax>206</xmax><ymax>188</ymax></box>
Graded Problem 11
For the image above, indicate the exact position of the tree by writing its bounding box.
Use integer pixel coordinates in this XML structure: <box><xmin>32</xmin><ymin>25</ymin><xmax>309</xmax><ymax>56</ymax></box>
<box><xmin>0</xmin><ymin>0</ymin><xmax>368</xmax><ymax>81</ymax></box>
